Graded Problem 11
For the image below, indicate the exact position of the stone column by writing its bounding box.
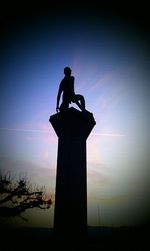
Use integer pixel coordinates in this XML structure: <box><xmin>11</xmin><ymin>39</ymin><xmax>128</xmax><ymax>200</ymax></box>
<box><xmin>49</xmin><ymin>107</ymin><xmax>96</xmax><ymax>245</ymax></box>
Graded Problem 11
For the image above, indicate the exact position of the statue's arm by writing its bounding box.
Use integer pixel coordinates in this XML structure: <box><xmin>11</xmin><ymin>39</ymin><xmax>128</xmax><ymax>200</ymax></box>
<box><xmin>56</xmin><ymin>84</ymin><xmax>62</xmax><ymax>112</ymax></box>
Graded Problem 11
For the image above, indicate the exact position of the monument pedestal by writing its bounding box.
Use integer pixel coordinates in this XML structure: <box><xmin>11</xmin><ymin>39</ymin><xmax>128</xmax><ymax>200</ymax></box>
<box><xmin>49</xmin><ymin>107</ymin><xmax>96</xmax><ymax>246</ymax></box>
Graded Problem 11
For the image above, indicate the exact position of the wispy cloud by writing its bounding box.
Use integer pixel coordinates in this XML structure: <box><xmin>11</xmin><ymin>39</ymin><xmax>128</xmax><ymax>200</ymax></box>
<box><xmin>92</xmin><ymin>133</ymin><xmax>125</xmax><ymax>137</ymax></box>
<box><xmin>0</xmin><ymin>127</ymin><xmax>125</xmax><ymax>137</ymax></box>
<box><xmin>0</xmin><ymin>128</ymin><xmax>50</xmax><ymax>133</ymax></box>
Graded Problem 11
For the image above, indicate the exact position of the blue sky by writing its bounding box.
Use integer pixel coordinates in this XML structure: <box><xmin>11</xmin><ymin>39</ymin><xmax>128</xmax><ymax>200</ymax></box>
<box><xmin>0</xmin><ymin>7</ymin><xmax>149</xmax><ymax>228</ymax></box>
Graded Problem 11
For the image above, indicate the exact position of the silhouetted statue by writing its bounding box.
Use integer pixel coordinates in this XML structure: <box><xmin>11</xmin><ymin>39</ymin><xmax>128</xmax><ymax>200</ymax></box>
<box><xmin>50</xmin><ymin>70</ymin><xmax>96</xmax><ymax>248</ymax></box>
<box><xmin>56</xmin><ymin>67</ymin><xmax>85</xmax><ymax>112</ymax></box>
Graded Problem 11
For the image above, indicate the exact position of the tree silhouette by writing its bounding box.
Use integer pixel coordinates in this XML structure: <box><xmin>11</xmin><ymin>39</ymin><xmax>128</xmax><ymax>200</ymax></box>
<box><xmin>0</xmin><ymin>172</ymin><xmax>52</xmax><ymax>221</ymax></box>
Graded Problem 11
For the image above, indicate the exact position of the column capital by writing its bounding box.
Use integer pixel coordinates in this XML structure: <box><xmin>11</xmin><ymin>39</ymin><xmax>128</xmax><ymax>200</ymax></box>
<box><xmin>49</xmin><ymin>107</ymin><xmax>96</xmax><ymax>139</ymax></box>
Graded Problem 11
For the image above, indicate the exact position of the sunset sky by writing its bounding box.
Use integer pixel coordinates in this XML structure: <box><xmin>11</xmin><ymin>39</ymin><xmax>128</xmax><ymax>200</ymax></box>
<box><xmin>0</xmin><ymin>4</ymin><xmax>149</xmax><ymax>228</ymax></box>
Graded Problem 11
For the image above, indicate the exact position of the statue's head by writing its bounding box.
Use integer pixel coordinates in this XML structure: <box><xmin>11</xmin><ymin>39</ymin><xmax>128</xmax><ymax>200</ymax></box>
<box><xmin>64</xmin><ymin>67</ymin><xmax>71</xmax><ymax>76</ymax></box>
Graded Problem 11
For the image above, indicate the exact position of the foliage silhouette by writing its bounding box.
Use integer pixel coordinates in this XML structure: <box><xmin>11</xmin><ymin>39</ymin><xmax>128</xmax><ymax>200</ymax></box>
<box><xmin>0</xmin><ymin>172</ymin><xmax>52</xmax><ymax>221</ymax></box>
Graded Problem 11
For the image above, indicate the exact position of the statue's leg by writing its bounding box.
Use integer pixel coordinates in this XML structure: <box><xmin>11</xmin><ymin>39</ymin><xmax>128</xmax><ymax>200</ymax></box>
<box><xmin>59</xmin><ymin>102</ymin><xmax>69</xmax><ymax>112</ymax></box>
<box><xmin>73</xmin><ymin>95</ymin><xmax>85</xmax><ymax>111</ymax></box>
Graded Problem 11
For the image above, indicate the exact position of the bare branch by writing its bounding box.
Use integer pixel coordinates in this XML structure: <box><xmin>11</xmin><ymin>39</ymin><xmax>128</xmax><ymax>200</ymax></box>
<box><xmin>0</xmin><ymin>172</ymin><xmax>53</xmax><ymax>219</ymax></box>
